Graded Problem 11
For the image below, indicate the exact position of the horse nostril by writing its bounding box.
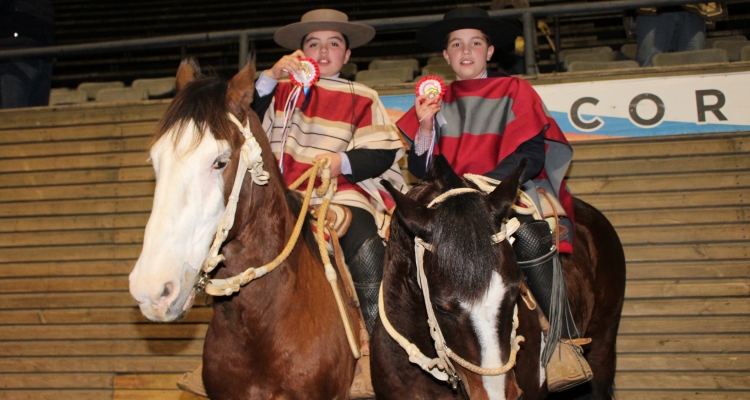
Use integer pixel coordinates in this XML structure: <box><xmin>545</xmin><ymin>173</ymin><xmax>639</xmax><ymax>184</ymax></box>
<box><xmin>161</xmin><ymin>282</ymin><xmax>173</xmax><ymax>298</ymax></box>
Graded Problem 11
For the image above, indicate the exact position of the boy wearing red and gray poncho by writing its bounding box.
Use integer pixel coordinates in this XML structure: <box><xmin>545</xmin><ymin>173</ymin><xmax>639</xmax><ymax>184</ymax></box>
<box><xmin>396</xmin><ymin>6</ymin><xmax>590</xmax><ymax>392</ymax></box>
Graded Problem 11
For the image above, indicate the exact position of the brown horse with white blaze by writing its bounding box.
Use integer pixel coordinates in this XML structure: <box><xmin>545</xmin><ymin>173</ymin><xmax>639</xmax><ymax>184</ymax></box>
<box><xmin>371</xmin><ymin>156</ymin><xmax>626</xmax><ymax>400</ymax></box>
<box><xmin>128</xmin><ymin>58</ymin><xmax>357</xmax><ymax>399</ymax></box>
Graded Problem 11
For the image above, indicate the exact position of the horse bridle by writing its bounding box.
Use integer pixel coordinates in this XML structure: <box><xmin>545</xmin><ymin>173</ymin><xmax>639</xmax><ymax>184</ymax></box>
<box><xmin>379</xmin><ymin>187</ymin><xmax>525</xmax><ymax>391</ymax></box>
<box><xmin>192</xmin><ymin>113</ymin><xmax>362</xmax><ymax>359</ymax></box>
<box><xmin>195</xmin><ymin>112</ymin><xmax>270</xmax><ymax>295</ymax></box>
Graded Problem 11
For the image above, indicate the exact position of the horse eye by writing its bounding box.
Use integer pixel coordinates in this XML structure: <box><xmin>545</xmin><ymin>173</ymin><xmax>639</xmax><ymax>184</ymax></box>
<box><xmin>213</xmin><ymin>157</ymin><xmax>230</xmax><ymax>170</ymax></box>
<box><xmin>434</xmin><ymin>302</ymin><xmax>454</xmax><ymax>316</ymax></box>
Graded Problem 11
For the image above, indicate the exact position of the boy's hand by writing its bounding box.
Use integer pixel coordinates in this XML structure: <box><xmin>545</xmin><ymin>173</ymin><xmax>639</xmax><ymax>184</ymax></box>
<box><xmin>266</xmin><ymin>50</ymin><xmax>306</xmax><ymax>80</ymax></box>
<box><xmin>313</xmin><ymin>153</ymin><xmax>342</xmax><ymax>178</ymax></box>
<box><xmin>415</xmin><ymin>94</ymin><xmax>441</xmax><ymax>133</ymax></box>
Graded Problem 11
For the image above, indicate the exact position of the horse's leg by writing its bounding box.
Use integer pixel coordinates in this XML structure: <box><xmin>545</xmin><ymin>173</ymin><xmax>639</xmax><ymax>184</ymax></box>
<box><xmin>579</xmin><ymin>266</ymin><xmax>624</xmax><ymax>400</ymax></box>
<box><xmin>203</xmin><ymin>300</ymin><xmax>259</xmax><ymax>399</ymax></box>
<box><xmin>514</xmin><ymin>299</ymin><xmax>544</xmax><ymax>399</ymax></box>
<box><xmin>551</xmin><ymin>296</ymin><xmax>621</xmax><ymax>400</ymax></box>
<box><xmin>570</xmin><ymin>199</ymin><xmax>627</xmax><ymax>400</ymax></box>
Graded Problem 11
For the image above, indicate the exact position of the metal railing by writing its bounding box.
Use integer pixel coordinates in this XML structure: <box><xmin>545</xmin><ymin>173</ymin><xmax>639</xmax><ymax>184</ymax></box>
<box><xmin>0</xmin><ymin>0</ymin><xmax>746</xmax><ymax>76</ymax></box>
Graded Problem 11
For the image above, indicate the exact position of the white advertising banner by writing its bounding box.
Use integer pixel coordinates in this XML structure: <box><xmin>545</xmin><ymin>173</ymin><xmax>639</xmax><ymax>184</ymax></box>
<box><xmin>534</xmin><ymin>71</ymin><xmax>750</xmax><ymax>137</ymax></box>
<box><xmin>381</xmin><ymin>71</ymin><xmax>750</xmax><ymax>139</ymax></box>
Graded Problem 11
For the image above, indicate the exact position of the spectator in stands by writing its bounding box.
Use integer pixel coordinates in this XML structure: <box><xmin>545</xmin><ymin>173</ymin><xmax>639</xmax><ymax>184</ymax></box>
<box><xmin>253</xmin><ymin>9</ymin><xmax>407</xmax><ymax>335</ymax></box>
<box><xmin>0</xmin><ymin>0</ymin><xmax>55</xmax><ymax>109</ymax></box>
<box><xmin>395</xmin><ymin>6</ymin><xmax>591</xmax><ymax>392</ymax></box>
<box><xmin>634</xmin><ymin>6</ymin><xmax>706</xmax><ymax>67</ymax></box>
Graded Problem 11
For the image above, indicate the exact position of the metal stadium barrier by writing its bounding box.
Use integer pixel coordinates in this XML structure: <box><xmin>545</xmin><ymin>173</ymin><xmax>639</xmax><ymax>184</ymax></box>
<box><xmin>0</xmin><ymin>0</ymin><xmax>747</xmax><ymax>76</ymax></box>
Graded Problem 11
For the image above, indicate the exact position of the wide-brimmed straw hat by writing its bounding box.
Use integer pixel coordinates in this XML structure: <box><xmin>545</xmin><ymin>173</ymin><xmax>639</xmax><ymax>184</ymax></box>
<box><xmin>416</xmin><ymin>7</ymin><xmax>519</xmax><ymax>51</ymax></box>
<box><xmin>274</xmin><ymin>9</ymin><xmax>376</xmax><ymax>50</ymax></box>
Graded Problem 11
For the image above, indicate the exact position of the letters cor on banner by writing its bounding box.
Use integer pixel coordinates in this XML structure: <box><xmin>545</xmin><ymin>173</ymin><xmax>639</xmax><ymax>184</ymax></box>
<box><xmin>534</xmin><ymin>71</ymin><xmax>750</xmax><ymax>137</ymax></box>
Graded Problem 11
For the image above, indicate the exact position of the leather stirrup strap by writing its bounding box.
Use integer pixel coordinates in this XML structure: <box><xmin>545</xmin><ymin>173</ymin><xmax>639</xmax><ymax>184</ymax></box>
<box><xmin>330</xmin><ymin>228</ymin><xmax>370</xmax><ymax>353</ymax></box>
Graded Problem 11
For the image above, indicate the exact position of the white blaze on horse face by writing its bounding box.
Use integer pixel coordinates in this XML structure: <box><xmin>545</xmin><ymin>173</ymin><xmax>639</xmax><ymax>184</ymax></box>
<box><xmin>461</xmin><ymin>271</ymin><xmax>508</xmax><ymax>400</ymax></box>
<box><xmin>129</xmin><ymin>120</ymin><xmax>231</xmax><ymax>322</ymax></box>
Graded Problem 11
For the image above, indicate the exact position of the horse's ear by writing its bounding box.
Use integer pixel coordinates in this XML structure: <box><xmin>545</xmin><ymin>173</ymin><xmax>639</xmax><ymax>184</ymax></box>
<box><xmin>175</xmin><ymin>57</ymin><xmax>201</xmax><ymax>92</ymax></box>
<box><xmin>488</xmin><ymin>158</ymin><xmax>526</xmax><ymax>222</ymax></box>
<box><xmin>423</xmin><ymin>155</ymin><xmax>464</xmax><ymax>188</ymax></box>
<box><xmin>227</xmin><ymin>56</ymin><xmax>256</xmax><ymax>117</ymax></box>
<box><xmin>381</xmin><ymin>180</ymin><xmax>436</xmax><ymax>239</ymax></box>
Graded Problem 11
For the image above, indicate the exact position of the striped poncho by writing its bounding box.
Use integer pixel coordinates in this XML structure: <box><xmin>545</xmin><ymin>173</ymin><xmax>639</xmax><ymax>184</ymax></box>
<box><xmin>262</xmin><ymin>77</ymin><xmax>407</xmax><ymax>237</ymax></box>
<box><xmin>397</xmin><ymin>76</ymin><xmax>576</xmax><ymax>253</ymax></box>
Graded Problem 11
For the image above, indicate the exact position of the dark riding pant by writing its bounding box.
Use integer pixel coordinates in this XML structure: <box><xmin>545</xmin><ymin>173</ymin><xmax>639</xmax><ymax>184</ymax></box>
<box><xmin>339</xmin><ymin>207</ymin><xmax>384</xmax><ymax>335</ymax></box>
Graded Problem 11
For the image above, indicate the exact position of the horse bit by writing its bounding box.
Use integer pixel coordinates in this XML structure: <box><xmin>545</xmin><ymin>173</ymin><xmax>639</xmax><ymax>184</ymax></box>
<box><xmin>378</xmin><ymin>187</ymin><xmax>525</xmax><ymax>390</ymax></box>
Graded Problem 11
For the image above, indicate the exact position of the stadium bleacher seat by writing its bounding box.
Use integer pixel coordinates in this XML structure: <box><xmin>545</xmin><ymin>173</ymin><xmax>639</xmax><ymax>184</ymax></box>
<box><xmin>131</xmin><ymin>77</ymin><xmax>176</xmax><ymax>99</ymax></box>
<box><xmin>426</xmin><ymin>56</ymin><xmax>447</xmax><ymax>65</ymax></box>
<box><xmin>368</xmin><ymin>59</ymin><xmax>420</xmax><ymax>75</ymax></box>
<box><xmin>48</xmin><ymin>88</ymin><xmax>88</xmax><ymax>106</ymax></box>
<box><xmin>94</xmin><ymin>87</ymin><xmax>148</xmax><ymax>103</ymax></box>
<box><xmin>620</xmin><ymin>43</ymin><xmax>637</xmax><ymax>60</ymax></box>
<box><xmin>742</xmin><ymin>45</ymin><xmax>750</xmax><ymax>61</ymax></box>
<box><xmin>567</xmin><ymin>60</ymin><xmax>640</xmax><ymax>72</ymax></box>
<box><xmin>712</xmin><ymin>40</ymin><xmax>748</xmax><ymax>62</ymax></box>
<box><xmin>705</xmin><ymin>35</ymin><xmax>747</xmax><ymax>49</ymax></box>
<box><xmin>651</xmin><ymin>48</ymin><xmax>729</xmax><ymax>67</ymax></box>
<box><xmin>564</xmin><ymin>51</ymin><xmax>619</xmax><ymax>70</ymax></box>
<box><xmin>355</xmin><ymin>67</ymin><xmax>413</xmax><ymax>84</ymax></box>
<box><xmin>77</xmin><ymin>81</ymin><xmax>125</xmax><ymax>101</ymax></box>
<box><xmin>558</xmin><ymin>46</ymin><xmax>612</xmax><ymax>63</ymax></box>
<box><xmin>419</xmin><ymin>64</ymin><xmax>456</xmax><ymax>81</ymax></box>
<box><xmin>340</xmin><ymin>63</ymin><xmax>358</xmax><ymax>80</ymax></box>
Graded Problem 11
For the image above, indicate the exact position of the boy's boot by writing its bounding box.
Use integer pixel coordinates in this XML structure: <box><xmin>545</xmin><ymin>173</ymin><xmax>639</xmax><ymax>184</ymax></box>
<box><xmin>513</xmin><ymin>220</ymin><xmax>593</xmax><ymax>392</ymax></box>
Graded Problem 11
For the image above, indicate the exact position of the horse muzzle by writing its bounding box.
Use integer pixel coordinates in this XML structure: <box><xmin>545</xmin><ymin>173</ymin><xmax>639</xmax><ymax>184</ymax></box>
<box><xmin>130</xmin><ymin>262</ymin><xmax>200</xmax><ymax>322</ymax></box>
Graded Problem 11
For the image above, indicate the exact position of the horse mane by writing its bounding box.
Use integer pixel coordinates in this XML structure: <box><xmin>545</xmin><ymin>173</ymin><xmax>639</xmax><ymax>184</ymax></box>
<box><xmin>152</xmin><ymin>75</ymin><xmax>240</xmax><ymax>151</ymax></box>
<box><xmin>429</xmin><ymin>191</ymin><xmax>497</xmax><ymax>304</ymax></box>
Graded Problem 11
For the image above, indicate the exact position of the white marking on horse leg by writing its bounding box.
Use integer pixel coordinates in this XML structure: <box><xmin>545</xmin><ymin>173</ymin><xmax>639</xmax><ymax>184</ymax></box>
<box><xmin>462</xmin><ymin>271</ymin><xmax>507</xmax><ymax>400</ymax></box>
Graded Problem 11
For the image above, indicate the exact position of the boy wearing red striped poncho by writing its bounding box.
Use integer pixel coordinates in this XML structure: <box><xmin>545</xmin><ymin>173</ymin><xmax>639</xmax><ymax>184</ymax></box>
<box><xmin>252</xmin><ymin>9</ymin><xmax>407</xmax><ymax>335</ymax></box>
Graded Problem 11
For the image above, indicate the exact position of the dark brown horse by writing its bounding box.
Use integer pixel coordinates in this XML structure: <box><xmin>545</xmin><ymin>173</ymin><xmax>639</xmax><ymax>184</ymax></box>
<box><xmin>128</xmin><ymin>59</ymin><xmax>357</xmax><ymax>399</ymax></box>
<box><xmin>371</xmin><ymin>156</ymin><xmax>626</xmax><ymax>400</ymax></box>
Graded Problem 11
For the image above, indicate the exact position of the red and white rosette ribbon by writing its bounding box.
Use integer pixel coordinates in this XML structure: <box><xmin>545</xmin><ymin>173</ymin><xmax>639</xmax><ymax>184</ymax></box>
<box><xmin>289</xmin><ymin>57</ymin><xmax>320</xmax><ymax>88</ymax></box>
<box><xmin>416</xmin><ymin>75</ymin><xmax>445</xmax><ymax>103</ymax></box>
<box><xmin>279</xmin><ymin>57</ymin><xmax>319</xmax><ymax>173</ymax></box>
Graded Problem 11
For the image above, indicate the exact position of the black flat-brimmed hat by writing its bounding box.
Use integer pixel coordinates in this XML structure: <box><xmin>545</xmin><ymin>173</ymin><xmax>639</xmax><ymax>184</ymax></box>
<box><xmin>416</xmin><ymin>7</ymin><xmax>519</xmax><ymax>51</ymax></box>
<box><xmin>274</xmin><ymin>9</ymin><xmax>376</xmax><ymax>50</ymax></box>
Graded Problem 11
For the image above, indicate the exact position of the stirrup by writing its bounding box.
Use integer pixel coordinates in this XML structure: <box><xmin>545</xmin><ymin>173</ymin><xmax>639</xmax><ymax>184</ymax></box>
<box><xmin>348</xmin><ymin>355</ymin><xmax>375</xmax><ymax>399</ymax></box>
<box><xmin>177</xmin><ymin>365</ymin><xmax>208</xmax><ymax>397</ymax></box>
<box><xmin>545</xmin><ymin>338</ymin><xmax>593</xmax><ymax>392</ymax></box>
